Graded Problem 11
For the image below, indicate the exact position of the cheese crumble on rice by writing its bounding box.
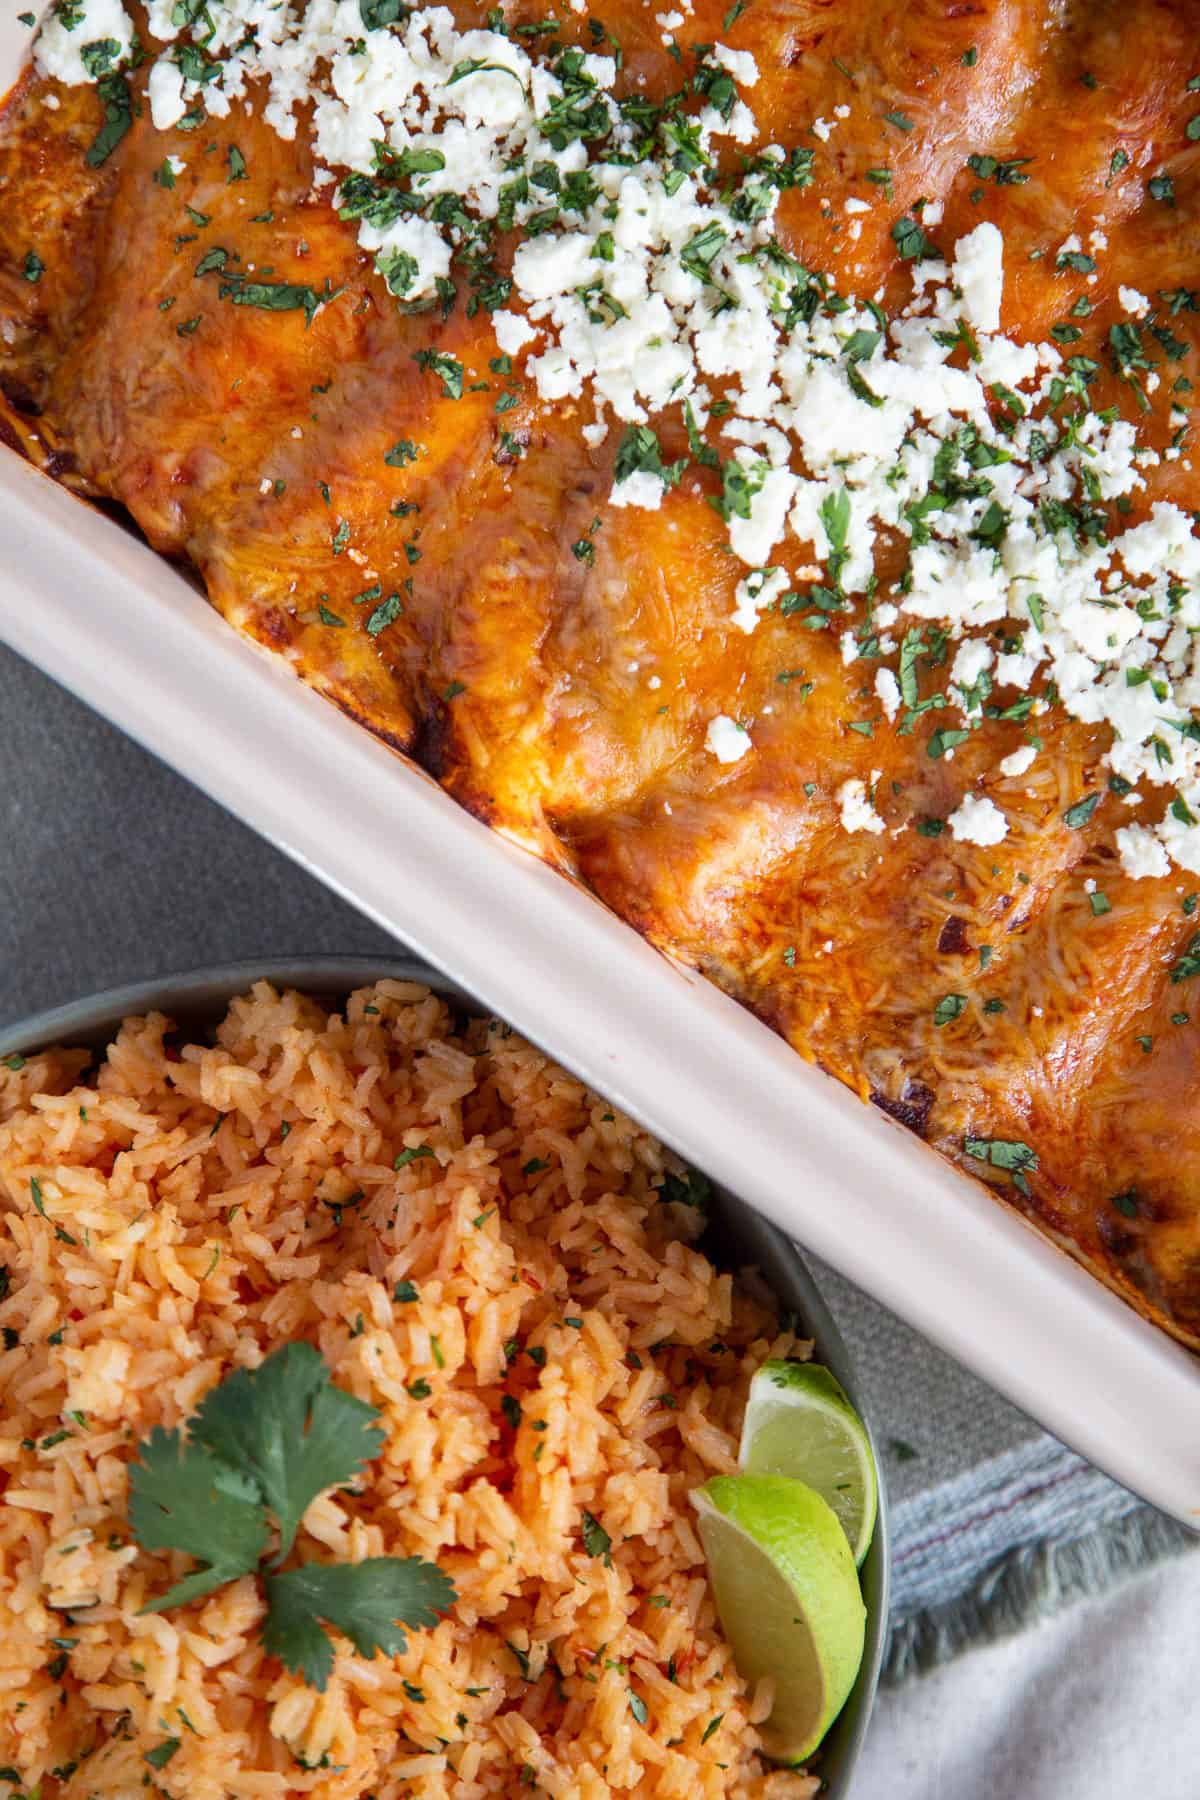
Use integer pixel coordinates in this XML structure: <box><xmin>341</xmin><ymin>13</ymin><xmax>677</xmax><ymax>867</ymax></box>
<box><xmin>0</xmin><ymin>980</ymin><xmax>814</xmax><ymax>1800</ymax></box>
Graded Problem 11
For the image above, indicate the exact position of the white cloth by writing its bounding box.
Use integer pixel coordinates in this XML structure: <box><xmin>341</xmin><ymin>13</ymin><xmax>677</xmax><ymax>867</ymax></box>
<box><xmin>855</xmin><ymin>1550</ymin><xmax>1200</xmax><ymax>1798</ymax></box>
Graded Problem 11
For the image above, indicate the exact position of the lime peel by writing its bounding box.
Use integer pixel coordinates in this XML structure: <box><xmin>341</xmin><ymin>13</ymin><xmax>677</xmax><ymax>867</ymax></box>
<box><xmin>740</xmin><ymin>1360</ymin><xmax>878</xmax><ymax>1566</ymax></box>
<box><xmin>695</xmin><ymin>1473</ymin><xmax>866</xmax><ymax>1764</ymax></box>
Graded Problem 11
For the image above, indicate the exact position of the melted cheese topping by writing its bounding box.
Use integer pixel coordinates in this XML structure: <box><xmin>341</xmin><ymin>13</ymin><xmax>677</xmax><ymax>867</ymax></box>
<box><xmin>31</xmin><ymin>0</ymin><xmax>1200</xmax><ymax>881</ymax></box>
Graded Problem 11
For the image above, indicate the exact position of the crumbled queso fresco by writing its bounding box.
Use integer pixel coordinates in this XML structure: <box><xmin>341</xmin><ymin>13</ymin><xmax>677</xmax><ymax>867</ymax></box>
<box><xmin>33</xmin><ymin>0</ymin><xmax>1200</xmax><ymax>880</ymax></box>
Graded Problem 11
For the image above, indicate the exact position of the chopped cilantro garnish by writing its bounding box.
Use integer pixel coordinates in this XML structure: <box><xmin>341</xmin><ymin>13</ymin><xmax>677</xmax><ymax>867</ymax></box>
<box><xmin>892</xmin><ymin>215</ymin><xmax>937</xmax><ymax>260</ymax></box>
<box><xmin>412</xmin><ymin>348</ymin><xmax>464</xmax><ymax>399</ymax></box>
<box><xmin>144</xmin><ymin>1739</ymin><xmax>181</xmax><ymax>1771</ymax></box>
<box><xmin>384</xmin><ymin>439</ymin><xmax>420</xmax><ymax>467</ymax></box>
<box><xmin>209</xmin><ymin>268</ymin><xmax>340</xmax><ymax>328</ymax></box>
<box><xmin>658</xmin><ymin>1167</ymin><xmax>712</xmax><ymax>1209</ymax></box>
<box><xmin>965</xmin><ymin>153</ymin><xmax>1032</xmax><ymax>186</ymax></box>
<box><xmin>366</xmin><ymin>594</ymin><xmax>403</xmax><ymax>636</ymax></box>
<box><xmin>80</xmin><ymin>36</ymin><xmax>122</xmax><ymax>77</ymax></box>
<box><xmin>1063</xmin><ymin>793</ymin><xmax>1099</xmax><ymax>829</ymax></box>
<box><xmin>86</xmin><ymin>73</ymin><xmax>133</xmax><ymax>168</ymax></box>
<box><xmin>1169</xmin><ymin>933</ymin><xmax>1200</xmax><ymax>983</ymax></box>
<box><xmin>614</xmin><ymin>425</ymin><xmax>686</xmax><ymax>490</ymax></box>
<box><xmin>581</xmin><ymin>1509</ymin><xmax>612</xmax><ymax>1563</ymax></box>
<box><xmin>394</xmin><ymin>1145</ymin><xmax>435</xmax><ymax>1169</ymax></box>
<box><xmin>963</xmin><ymin>1135</ymin><xmax>1038</xmax><ymax>1194</ymax></box>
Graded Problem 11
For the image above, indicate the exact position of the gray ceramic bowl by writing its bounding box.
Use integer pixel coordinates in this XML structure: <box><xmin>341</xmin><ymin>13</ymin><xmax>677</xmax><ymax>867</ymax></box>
<box><xmin>0</xmin><ymin>956</ymin><xmax>888</xmax><ymax>1797</ymax></box>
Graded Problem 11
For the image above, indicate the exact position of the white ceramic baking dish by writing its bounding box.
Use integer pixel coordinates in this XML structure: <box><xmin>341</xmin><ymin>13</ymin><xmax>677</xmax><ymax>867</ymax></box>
<box><xmin>2</xmin><ymin>14</ymin><xmax>1198</xmax><ymax>1527</ymax></box>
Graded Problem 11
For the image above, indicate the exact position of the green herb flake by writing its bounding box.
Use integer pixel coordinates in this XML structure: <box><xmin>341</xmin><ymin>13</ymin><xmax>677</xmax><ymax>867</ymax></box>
<box><xmin>581</xmin><ymin>1509</ymin><xmax>612</xmax><ymax>1564</ymax></box>
<box><xmin>144</xmin><ymin>1739</ymin><xmax>182</xmax><ymax>1771</ymax></box>
<box><xmin>965</xmin><ymin>153</ymin><xmax>1032</xmax><ymax>187</ymax></box>
<box><xmin>413</xmin><ymin>348</ymin><xmax>464</xmax><ymax>399</ymax></box>
<box><xmin>1168</xmin><ymin>933</ymin><xmax>1200</xmax><ymax>983</ymax></box>
<box><xmin>86</xmin><ymin>73</ymin><xmax>133</xmax><ymax>169</ymax></box>
<box><xmin>963</xmin><ymin>1135</ymin><xmax>1039</xmax><ymax>1194</ymax></box>
<box><xmin>614</xmin><ymin>424</ymin><xmax>686</xmax><ymax>492</ymax></box>
<box><xmin>933</xmin><ymin>994</ymin><xmax>967</xmax><ymax>1028</ymax></box>
<box><xmin>1063</xmin><ymin>793</ymin><xmax>1099</xmax><ymax>829</ymax></box>
<box><xmin>394</xmin><ymin>1145</ymin><xmax>435</xmax><ymax>1169</ymax></box>
<box><xmin>892</xmin><ymin>214</ymin><xmax>936</xmax><ymax>261</ymax></box>
<box><xmin>366</xmin><ymin>594</ymin><xmax>403</xmax><ymax>637</ymax></box>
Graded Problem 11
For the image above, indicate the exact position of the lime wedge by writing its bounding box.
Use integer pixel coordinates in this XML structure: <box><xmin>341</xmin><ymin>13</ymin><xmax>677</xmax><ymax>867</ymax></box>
<box><xmin>740</xmin><ymin>1361</ymin><xmax>878</xmax><ymax>1566</ymax></box>
<box><xmin>695</xmin><ymin>1474</ymin><xmax>866</xmax><ymax>1764</ymax></box>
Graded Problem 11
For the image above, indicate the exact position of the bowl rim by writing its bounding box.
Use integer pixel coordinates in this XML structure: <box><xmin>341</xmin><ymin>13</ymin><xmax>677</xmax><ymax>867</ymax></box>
<box><xmin>0</xmin><ymin>953</ymin><xmax>889</xmax><ymax>1794</ymax></box>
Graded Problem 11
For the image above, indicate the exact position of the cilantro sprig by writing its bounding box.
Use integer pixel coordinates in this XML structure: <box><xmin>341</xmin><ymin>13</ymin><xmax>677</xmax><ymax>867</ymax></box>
<box><xmin>128</xmin><ymin>1342</ymin><xmax>455</xmax><ymax>1689</ymax></box>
